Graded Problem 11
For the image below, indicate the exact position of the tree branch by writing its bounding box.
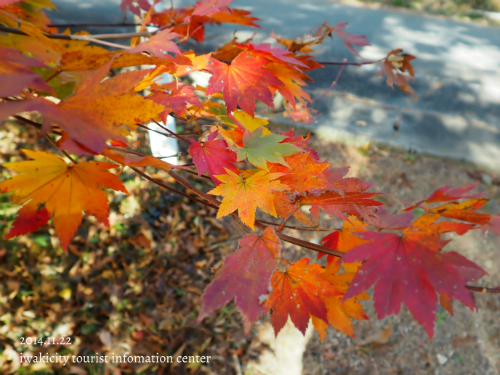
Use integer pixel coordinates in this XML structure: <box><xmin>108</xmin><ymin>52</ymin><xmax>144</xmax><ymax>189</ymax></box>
<box><xmin>317</xmin><ymin>59</ymin><xmax>384</xmax><ymax>66</ymax></box>
<box><xmin>466</xmin><ymin>285</ymin><xmax>500</xmax><ymax>294</ymax></box>
<box><xmin>48</xmin><ymin>22</ymin><xmax>144</xmax><ymax>28</ymax></box>
<box><xmin>131</xmin><ymin>167</ymin><xmax>219</xmax><ymax>209</ymax></box>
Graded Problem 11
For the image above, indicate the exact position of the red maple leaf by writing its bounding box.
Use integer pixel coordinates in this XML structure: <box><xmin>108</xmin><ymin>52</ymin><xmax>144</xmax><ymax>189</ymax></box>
<box><xmin>120</xmin><ymin>0</ymin><xmax>151</xmax><ymax>16</ymax></box>
<box><xmin>129</xmin><ymin>28</ymin><xmax>181</xmax><ymax>57</ymax></box>
<box><xmin>329</xmin><ymin>22</ymin><xmax>370</xmax><ymax>57</ymax></box>
<box><xmin>192</xmin><ymin>0</ymin><xmax>231</xmax><ymax>17</ymax></box>
<box><xmin>197</xmin><ymin>226</ymin><xmax>281</xmax><ymax>334</ymax></box>
<box><xmin>204</xmin><ymin>51</ymin><xmax>283</xmax><ymax>116</ymax></box>
<box><xmin>188</xmin><ymin>130</ymin><xmax>238</xmax><ymax>185</ymax></box>
<box><xmin>482</xmin><ymin>215</ymin><xmax>500</xmax><ymax>236</ymax></box>
<box><xmin>264</xmin><ymin>258</ymin><xmax>335</xmax><ymax>335</ymax></box>
<box><xmin>150</xmin><ymin>83</ymin><xmax>203</xmax><ymax>121</ymax></box>
<box><xmin>342</xmin><ymin>231</ymin><xmax>487</xmax><ymax>337</ymax></box>
<box><xmin>356</xmin><ymin>206</ymin><xmax>414</xmax><ymax>230</ymax></box>
<box><xmin>404</xmin><ymin>184</ymin><xmax>482</xmax><ymax>211</ymax></box>
<box><xmin>0</xmin><ymin>46</ymin><xmax>54</xmax><ymax>97</ymax></box>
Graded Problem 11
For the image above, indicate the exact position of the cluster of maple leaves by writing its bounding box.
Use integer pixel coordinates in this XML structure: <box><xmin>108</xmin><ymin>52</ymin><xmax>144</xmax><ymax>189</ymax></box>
<box><xmin>1</xmin><ymin>0</ymin><xmax>499</xmax><ymax>340</ymax></box>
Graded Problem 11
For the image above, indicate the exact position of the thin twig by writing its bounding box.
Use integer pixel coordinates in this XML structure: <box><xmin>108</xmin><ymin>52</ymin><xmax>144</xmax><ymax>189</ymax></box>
<box><xmin>277</xmin><ymin>206</ymin><xmax>301</xmax><ymax>232</ymax></box>
<box><xmin>45</xmin><ymin>70</ymin><xmax>62</xmax><ymax>83</ymax></box>
<box><xmin>44</xmin><ymin>134</ymin><xmax>77</xmax><ymax>163</ymax></box>
<box><xmin>258</xmin><ymin>219</ymin><xmax>338</xmax><ymax>231</ymax></box>
<box><xmin>178</xmin><ymin>168</ymin><xmax>213</xmax><ymax>181</ymax></box>
<box><xmin>167</xmin><ymin>171</ymin><xmax>344</xmax><ymax>257</ymax></box>
<box><xmin>313</xmin><ymin>60</ymin><xmax>346</xmax><ymax>103</ymax></box>
<box><xmin>48</xmin><ymin>22</ymin><xmax>144</xmax><ymax>28</ymax></box>
<box><xmin>152</xmin><ymin>120</ymin><xmax>191</xmax><ymax>145</ymax></box>
<box><xmin>230</xmin><ymin>215</ymin><xmax>250</xmax><ymax>234</ymax></box>
<box><xmin>12</xmin><ymin>115</ymin><xmax>41</xmax><ymax>130</ymax></box>
<box><xmin>317</xmin><ymin>59</ymin><xmax>384</xmax><ymax>66</ymax></box>
<box><xmin>131</xmin><ymin>167</ymin><xmax>219</xmax><ymax>209</ymax></box>
<box><xmin>0</xmin><ymin>25</ymin><xmax>150</xmax><ymax>40</ymax></box>
<box><xmin>466</xmin><ymin>285</ymin><xmax>500</xmax><ymax>294</ymax></box>
<box><xmin>86</xmin><ymin>38</ymin><xmax>130</xmax><ymax>49</ymax></box>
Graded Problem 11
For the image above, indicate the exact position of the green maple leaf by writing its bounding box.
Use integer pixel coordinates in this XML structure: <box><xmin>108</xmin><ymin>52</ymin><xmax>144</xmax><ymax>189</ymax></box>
<box><xmin>235</xmin><ymin>127</ymin><xmax>301</xmax><ymax>170</ymax></box>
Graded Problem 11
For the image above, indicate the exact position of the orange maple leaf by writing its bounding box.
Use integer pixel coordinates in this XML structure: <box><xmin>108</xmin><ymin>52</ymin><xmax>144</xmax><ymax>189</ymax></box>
<box><xmin>209</xmin><ymin>169</ymin><xmax>288</xmax><ymax>230</ymax></box>
<box><xmin>313</xmin><ymin>261</ymin><xmax>369</xmax><ymax>339</ymax></box>
<box><xmin>0</xmin><ymin>150</ymin><xmax>128</xmax><ymax>250</ymax></box>
<box><xmin>0</xmin><ymin>60</ymin><xmax>163</xmax><ymax>154</ymax></box>
<box><xmin>379</xmin><ymin>49</ymin><xmax>417</xmax><ymax>99</ymax></box>
<box><xmin>264</xmin><ymin>258</ymin><xmax>336</xmax><ymax>335</ymax></box>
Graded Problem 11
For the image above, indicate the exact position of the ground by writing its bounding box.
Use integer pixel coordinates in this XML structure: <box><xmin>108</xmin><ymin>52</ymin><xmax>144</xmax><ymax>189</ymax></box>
<box><xmin>0</xmin><ymin>118</ymin><xmax>499</xmax><ymax>375</ymax></box>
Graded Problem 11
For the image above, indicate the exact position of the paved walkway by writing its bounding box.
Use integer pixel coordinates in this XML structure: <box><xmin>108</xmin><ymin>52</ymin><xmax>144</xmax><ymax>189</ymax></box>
<box><xmin>49</xmin><ymin>0</ymin><xmax>500</xmax><ymax>170</ymax></box>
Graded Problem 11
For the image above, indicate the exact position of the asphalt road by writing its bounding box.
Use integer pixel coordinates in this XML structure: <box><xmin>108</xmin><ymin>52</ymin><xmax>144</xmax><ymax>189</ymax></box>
<box><xmin>48</xmin><ymin>0</ymin><xmax>500</xmax><ymax>171</ymax></box>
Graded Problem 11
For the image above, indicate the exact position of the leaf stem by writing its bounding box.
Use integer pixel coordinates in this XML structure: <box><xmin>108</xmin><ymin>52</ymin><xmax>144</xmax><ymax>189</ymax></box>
<box><xmin>44</xmin><ymin>134</ymin><xmax>77</xmax><ymax>164</ymax></box>
<box><xmin>313</xmin><ymin>60</ymin><xmax>346</xmax><ymax>103</ymax></box>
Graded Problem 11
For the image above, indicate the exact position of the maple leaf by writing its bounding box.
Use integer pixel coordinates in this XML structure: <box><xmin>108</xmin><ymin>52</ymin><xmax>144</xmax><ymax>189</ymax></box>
<box><xmin>403</xmin><ymin>184</ymin><xmax>482</xmax><ymax>211</ymax></box>
<box><xmin>197</xmin><ymin>226</ymin><xmax>280</xmax><ymax>334</ymax></box>
<box><xmin>172</xmin><ymin>51</ymin><xmax>211</xmax><ymax>76</ymax></box>
<box><xmin>60</xmin><ymin>51</ymin><xmax>176</xmax><ymax>72</ymax></box>
<box><xmin>0</xmin><ymin>12</ymin><xmax>64</xmax><ymax>64</ymax></box>
<box><xmin>149</xmin><ymin>82</ymin><xmax>203</xmax><ymax>121</ymax></box>
<box><xmin>120</xmin><ymin>0</ymin><xmax>151</xmax><ymax>15</ymax></box>
<box><xmin>280</xmin><ymin>130</ymin><xmax>318</xmax><ymax>159</ymax></box>
<box><xmin>265</xmin><ymin>62</ymin><xmax>311</xmax><ymax>108</ymax></box>
<box><xmin>482</xmin><ymin>215</ymin><xmax>500</xmax><ymax>236</ymax></box>
<box><xmin>323</xmin><ymin>166</ymin><xmax>373</xmax><ymax>193</ymax></box>
<box><xmin>268</xmin><ymin>152</ymin><xmax>330</xmax><ymax>193</ymax></box>
<box><xmin>102</xmin><ymin>148</ymin><xmax>173</xmax><ymax>172</ymax></box>
<box><xmin>342</xmin><ymin>231</ymin><xmax>487</xmax><ymax>337</ymax></box>
<box><xmin>0</xmin><ymin>46</ymin><xmax>53</xmax><ymax>97</ymax></box>
<box><xmin>263</xmin><ymin>258</ymin><xmax>335</xmax><ymax>335</ymax></box>
<box><xmin>429</xmin><ymin>198</ymin><xmax>491</xmax><ymax>225</ymax></box>
<box><xmin>0</xmin><ymin>150</ymin><xmax>128</xmax><ymax>250</ymax></box>
<box><xmin>129</xmin><ymin>28</ymin><xmax>181</xmax><ymax>58</ymax></box>
<box><xmin>204</xmin><ymin>51</ymin><xmax>283</xmax><ymax>116</ymax></box>
<box><xmin>0</xmin><ymin>61</ymin><xmax>163</xmax><ymax>154</ymax></box>
<box><xmin>0</xmin><ymin>0</ymin><xmax>24</xmax><ymax>6</ymax></box>
<box><xmin>273</xmin><ymin>191</ymin><xmax>312</xmax><ymax>226</ymax></box>
<box><xmin>315</xmin><ymin>262</ymin><xmax>369</xmax><ymax>338</ymax></box>
<box><xmin>301</xmin><ymin>190</ymin><xmax>384</xmax><ymax>224</ymax></box>
<box><xmin>212</xmin><ymin>36</ymin><xmax>247</xmax><ymax>61</ymax></box>
<box><xmin>192</xmin><ymin>0</ymin><xmax>231</xmax><ymax>17</ymax></box>
<box><xmin>234</xmin><ymin>127</ymin><xmax>302</xmax><ymax>171</ymax></box>
<box><xmin>283</xmin><ymin>101</ymin><xmax>318</xmax><ymax>124</ymax></box>
<box><xmin>319</xmin><ymin>215</ymin><xmax>369</xmax><ymax>268</ymax></box>
<box><xmin>379</xmin><ymin>49</ymin><xmax>417</xmax><ymax>99</ymax></box>
<box><xmin>356</xmin><ymin>206</ymin><xmax>413</xmax><ymax>230</ymax></box>
<box><xmin>55</xmin><ymin>29</ymin><xmax>109</xmax><ymax>55</ymax></box>
<box><xmin>440</xmin><ymin>294</ymin><xmax>454</xmax><ymax>316</ymax></box>
<box><xmin>242</xmin><ymin>43</ymin><xmax>307</xmax><ymax>67</ymax></box>
<box><xmin>208</xmin><ymin>169</ymin><xmax>288</xmax><ymax>230</ymax></box>
<box><xmin>270</xmin><ymin>30</ymin><xmax>319</xmax><ymax>53</ymax></box>
<box><xmin>230</xmin><ymin>109</ymin><xmax>271</xmax><ymax>134</ymax></box>
<box><xmin>188</xmin><ymin>130</ymin><xmax>238</xmax><ymax>185</ymax></box>
<box><xmin>329</xmin><ymin>22</ymin><xmax>370</xmax><ymax>57</ymax></box>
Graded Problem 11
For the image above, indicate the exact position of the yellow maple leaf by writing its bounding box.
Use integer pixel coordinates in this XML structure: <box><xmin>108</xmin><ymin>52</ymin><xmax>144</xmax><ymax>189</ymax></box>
<box><xmin>0</xmin><ymin>150</ymin><xmax>129</xmax><ymax>250</ymax></box>
<box><xmin>209</xmin><ymin>169</ymin><xmax>288</xmax><ymax>229</ymax></box>
<box><xmin>232</xmin><ymin>109</ymin><xmax>271</xmax><ymax>135</ymax></box>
